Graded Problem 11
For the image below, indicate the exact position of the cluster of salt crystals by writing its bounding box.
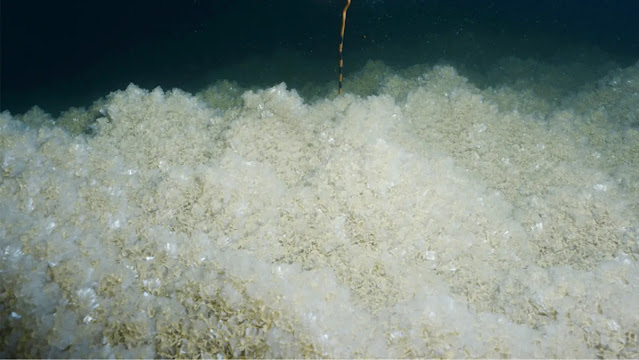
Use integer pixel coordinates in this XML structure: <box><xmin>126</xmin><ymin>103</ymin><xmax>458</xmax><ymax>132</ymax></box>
<box><xmin>214</xmin><ymin>252</ymin><xmax>388</xmax><ymax>358</ymax></box>
<box><xmin>0</xmin><ymin>112</ymin><xmax>138</xmax><ymax>357</ymax></box>
<box><xmin>2</xmin><ymin>58</ymin><xmax>639</xmax><ymax>358</ymax></box>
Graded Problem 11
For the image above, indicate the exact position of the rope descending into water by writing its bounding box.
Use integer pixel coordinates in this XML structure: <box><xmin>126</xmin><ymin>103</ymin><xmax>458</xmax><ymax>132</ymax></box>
<box><xmin>338</xmin><ymin>0</ymin><xmax>351</xmax><ymax>94</ymax></box>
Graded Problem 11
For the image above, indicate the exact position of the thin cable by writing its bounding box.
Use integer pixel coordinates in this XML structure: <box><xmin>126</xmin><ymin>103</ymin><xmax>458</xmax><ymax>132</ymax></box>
<box><xmin>338</xmin><ymin>0</ymin><xmax>351</xmax><ymax>94</ymax></box>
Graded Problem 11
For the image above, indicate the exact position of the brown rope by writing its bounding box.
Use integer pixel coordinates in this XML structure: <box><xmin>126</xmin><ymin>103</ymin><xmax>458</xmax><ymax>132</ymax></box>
<box><xmin>338</xmin><ymin>0</ymin><xmax>351</xmax><ymax>94</ymax></box>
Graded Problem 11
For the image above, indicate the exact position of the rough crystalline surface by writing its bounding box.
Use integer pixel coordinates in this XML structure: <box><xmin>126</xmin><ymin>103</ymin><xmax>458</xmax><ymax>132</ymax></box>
<box><xmin>1</xmin><ymin>61</ymin><xmax>639</xmax><ymax>358</ymax></box>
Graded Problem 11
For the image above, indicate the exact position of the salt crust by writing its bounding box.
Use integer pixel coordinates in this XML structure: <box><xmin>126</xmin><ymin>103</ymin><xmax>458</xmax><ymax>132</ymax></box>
<box><xmin>1</xmin><ymin>60</ymin><xmax>639</xmax><ymax>358</ymax></box>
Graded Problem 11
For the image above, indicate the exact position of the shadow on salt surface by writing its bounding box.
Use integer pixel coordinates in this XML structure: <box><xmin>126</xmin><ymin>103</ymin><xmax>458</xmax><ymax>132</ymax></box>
<box><xmin>1</xmin><ymin>59</ymin><xmax>639</xmax><ymax>358</ymax></box>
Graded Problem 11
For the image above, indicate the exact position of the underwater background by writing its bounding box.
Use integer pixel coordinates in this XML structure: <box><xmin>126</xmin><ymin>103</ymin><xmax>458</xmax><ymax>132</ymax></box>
<box><xmin>2</xmin><ymin>0</ymin><xmax>639</xmax><ymax>358</ymax></box>
<box><xmin>3</xmin><ymin>0</ymin><xmax>638</xmax><ymax>114</ymax></box>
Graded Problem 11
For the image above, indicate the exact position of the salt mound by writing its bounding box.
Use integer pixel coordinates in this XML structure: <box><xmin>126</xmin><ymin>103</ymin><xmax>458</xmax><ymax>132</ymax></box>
<box><xmin>1</xmin><ymin>61</ymin><xmax>638</xmax><ymax>358</ymax></box>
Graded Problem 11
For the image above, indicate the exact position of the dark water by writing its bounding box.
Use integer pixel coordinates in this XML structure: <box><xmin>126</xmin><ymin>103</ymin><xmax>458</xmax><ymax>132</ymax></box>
<box><xmin>2</xmin><ymin>0</ymin><xmax>638</xmax><ymax>115</ymax></box>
